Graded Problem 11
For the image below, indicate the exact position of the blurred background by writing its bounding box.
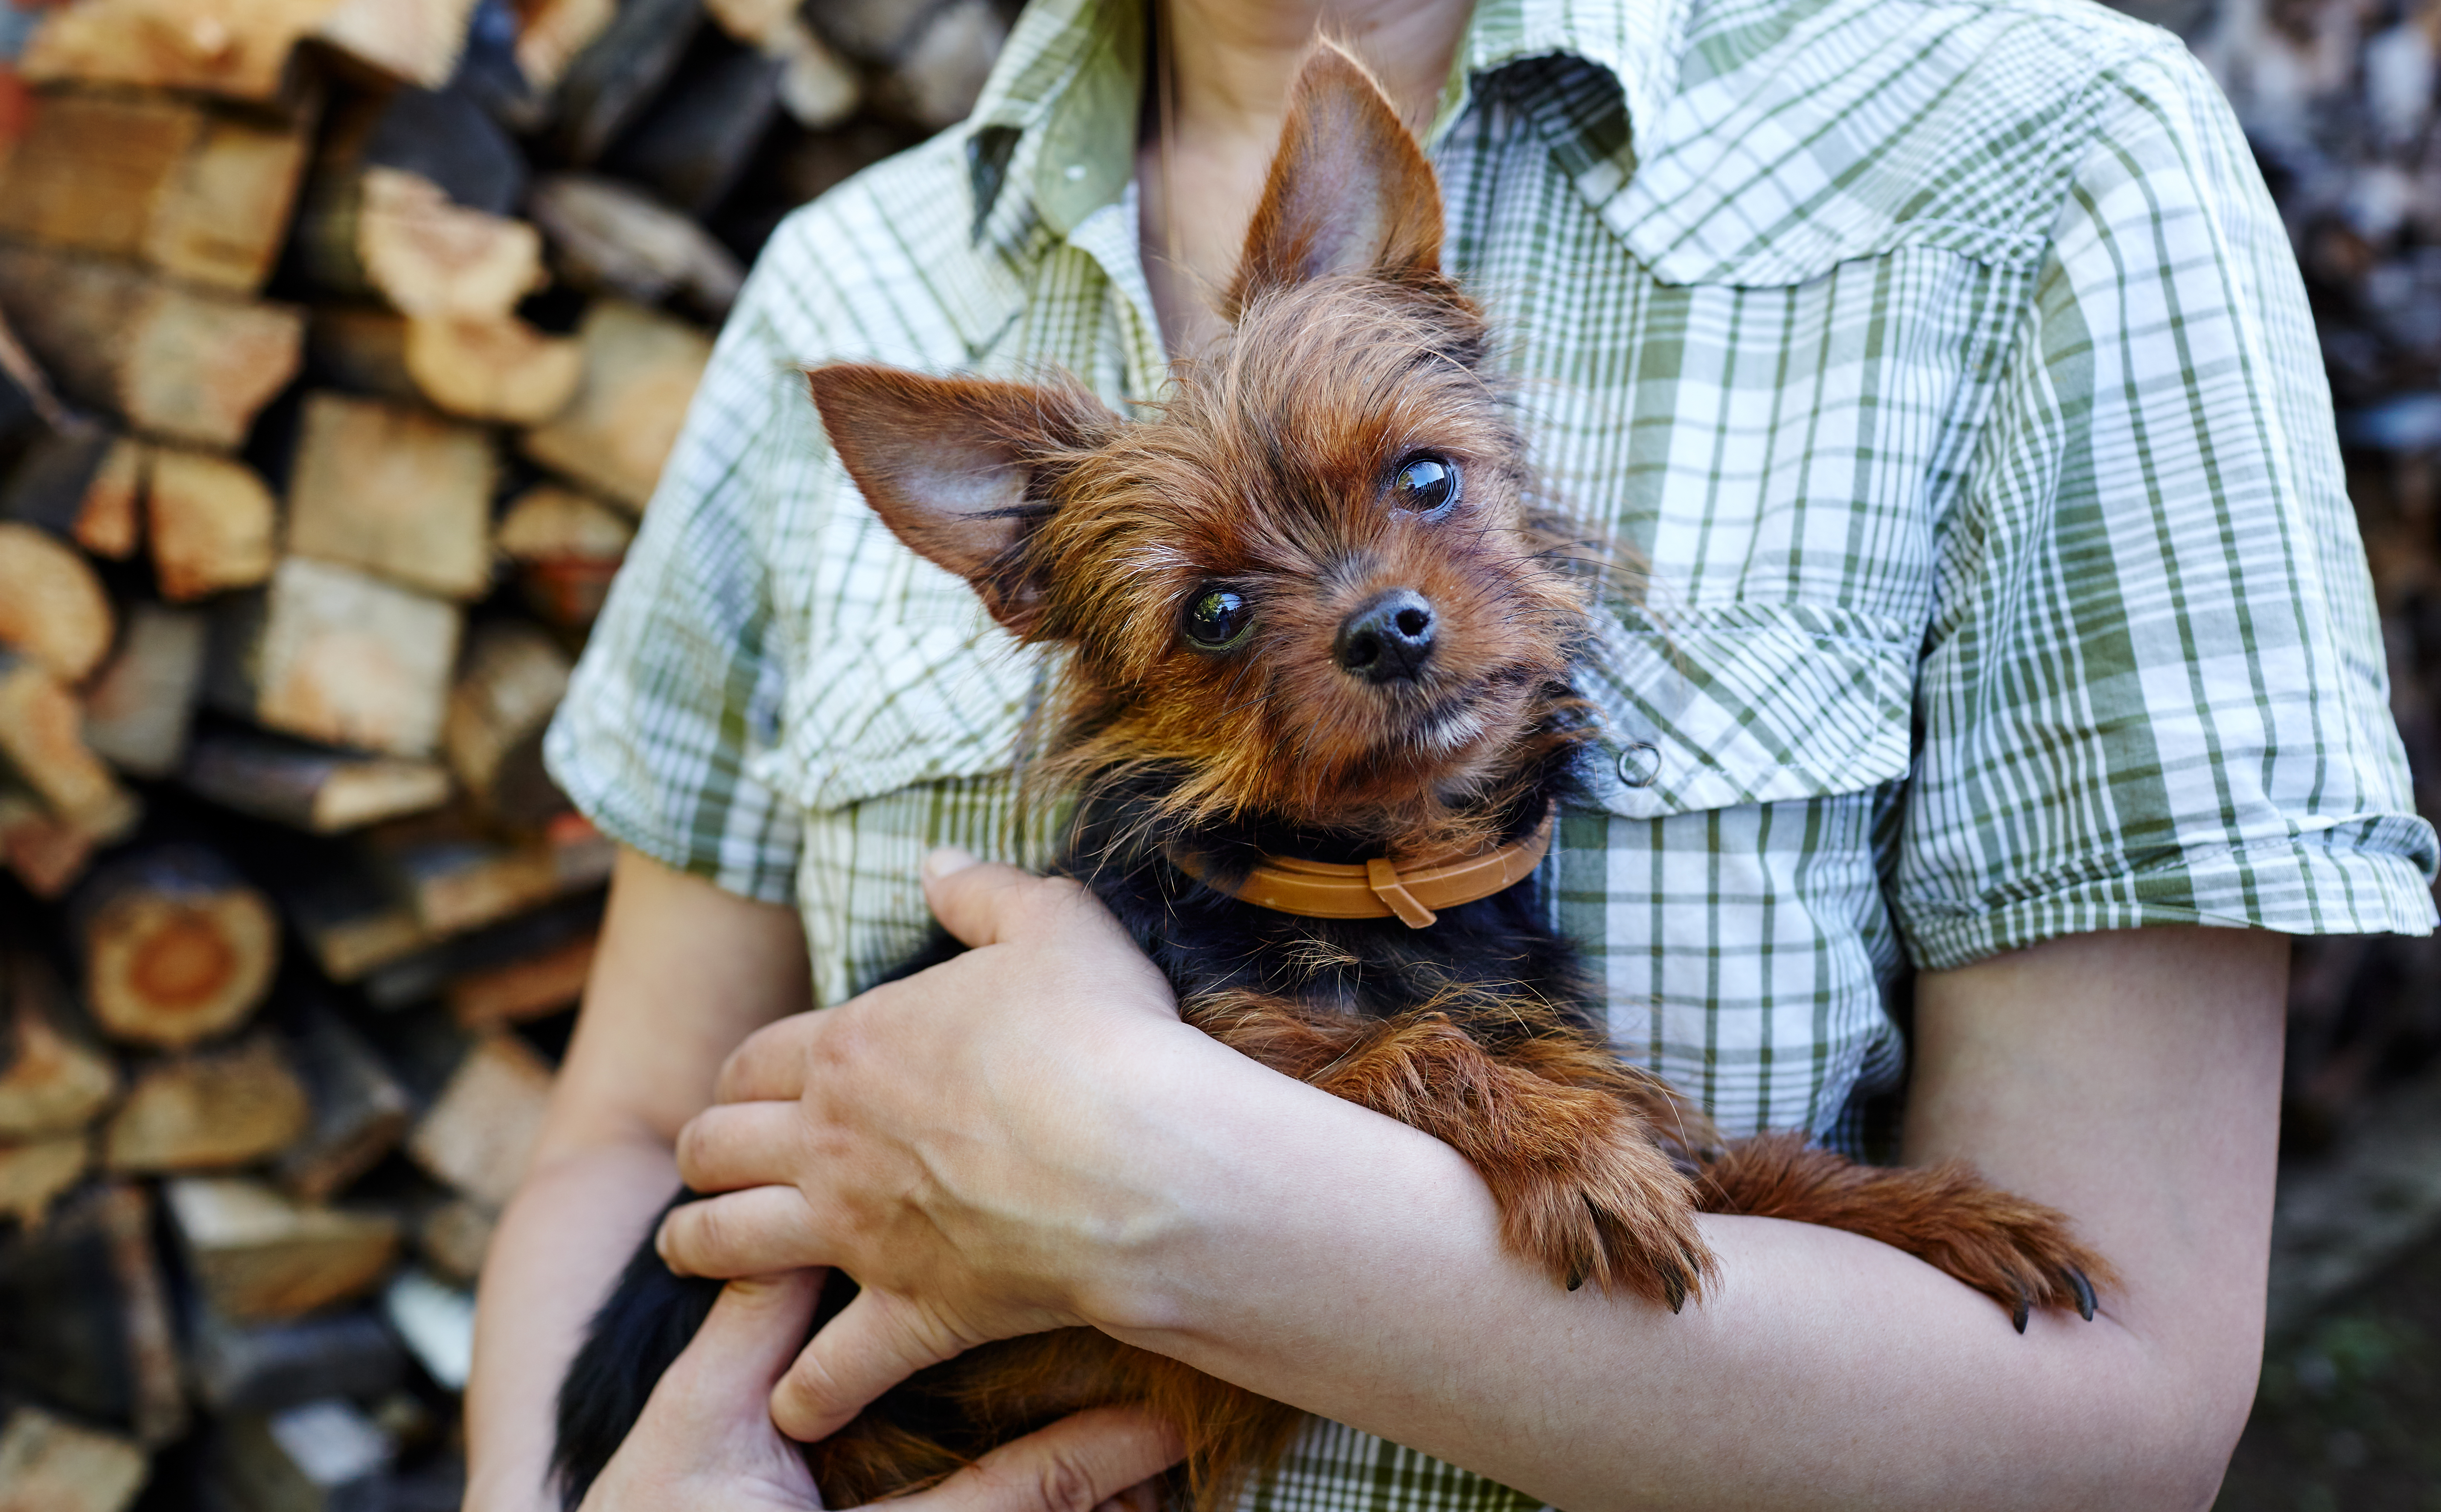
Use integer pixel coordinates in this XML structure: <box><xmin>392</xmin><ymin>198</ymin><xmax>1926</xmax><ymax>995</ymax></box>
<box><xmin>0</xmin><ymin>0</ymin><xmax>2434</xmax><ymax>1507</ymax></box>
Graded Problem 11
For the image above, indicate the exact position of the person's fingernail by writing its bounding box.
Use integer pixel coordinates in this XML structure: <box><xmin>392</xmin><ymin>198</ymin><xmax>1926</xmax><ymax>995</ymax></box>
<box><xmin>923</xmin><ymin>845</ymin><xmax>980</xmax><ymax>881</ymax></box>
<box><xmin>654</xmin><ymin>1217</ymin><xmax>690</xmax><ymax>1275</ymax></box>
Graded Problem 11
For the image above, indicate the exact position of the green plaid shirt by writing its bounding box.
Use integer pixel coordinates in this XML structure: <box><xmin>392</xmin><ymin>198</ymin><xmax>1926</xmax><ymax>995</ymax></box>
<box><xmin>548</xmin><ymin>0</ymin><xmax>2437</xmax><ymax>1502</ymax></box>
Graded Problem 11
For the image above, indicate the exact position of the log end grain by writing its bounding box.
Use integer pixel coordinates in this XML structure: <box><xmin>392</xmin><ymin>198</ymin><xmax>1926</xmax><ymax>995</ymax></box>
<box><xmin>163</xmin><ymin>1176</ymin><xmax>402</xmax><ymax>1323</ymax></box>
<box><xmin>103</xmin><ymin>1035</ymin><xmax>309</xmax><ymax>1173</ymax></box>
<box><xmin>80</xmin><ymin>847</ymin><xmax>281</xmax><ymax>1051</ymax></box>
<box><xmin>404</xmin><ymin>1032</ymin><xmax>551</xmax><ymax>1209</ymax></box>
<box><xmin>0</xmin><ymin>1404</ymin><xmax>150</xmax><ymax>1512</ymax></box>
<box><xmin>0</xmin><ymin>520</ymin><xmax>114</xmax><ymax>683</ymax></box>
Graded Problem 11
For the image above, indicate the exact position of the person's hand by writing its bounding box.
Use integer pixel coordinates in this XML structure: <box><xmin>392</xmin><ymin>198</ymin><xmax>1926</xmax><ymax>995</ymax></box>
<box><xmin>578</xmin><ymin>1265</ymin><xmax>1184</xmax><ymax>1512</ymax></box>
<box><xmin>658</xmin><ymin>848</ymin><xmax>1212</xmax><ymax>1442</ymax></box>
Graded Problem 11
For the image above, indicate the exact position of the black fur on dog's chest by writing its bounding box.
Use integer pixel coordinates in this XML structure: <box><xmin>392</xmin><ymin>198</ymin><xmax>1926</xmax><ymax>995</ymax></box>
<box><xmin>1066</xmin><ymin>757</ymin><xmax>1598</xmax><ymax>1041</ymax></box>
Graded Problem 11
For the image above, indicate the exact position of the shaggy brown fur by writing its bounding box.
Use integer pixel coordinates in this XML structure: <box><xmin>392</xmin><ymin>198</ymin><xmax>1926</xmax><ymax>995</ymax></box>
<box><xmin>554</xmin><ymin>44</ymin><xmax>2115</xmax><ymax>1512</ymax></box>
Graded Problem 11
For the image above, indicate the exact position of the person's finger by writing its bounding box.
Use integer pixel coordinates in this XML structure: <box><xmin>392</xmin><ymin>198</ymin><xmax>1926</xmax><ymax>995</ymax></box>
<box><xmin>648</xmin><ymin>1268</ymin><xmax>827</xmax><ymax>1429</ymax></box>
<box><xmin>658</xmin><ymin>1184</ymin><xmax>827</xmax><ymax>1279</ymax></box>
<box><xmin>896</xmin><ymin>1407</ymin><xmax>1186</xmax><ymax>1512</ymax></box>
<box><xmin>674</xmin><ymin>1100</ymin><xmax>810</xmax><ymax>1192</ymax></box>
<box><xmin>769</xmin><ymin>1286</ymin><xmax>972</xmax><ymax>1442</ymax></box>
<box><xmin>714</xmin><ymin>1011</ymin><xmax>824</xmax><ymax>1104</ymax></box>
<box><xmin>920</xmin><ymin>849</ymin><xmax>1066</xmax><ymax>949</ymax></box>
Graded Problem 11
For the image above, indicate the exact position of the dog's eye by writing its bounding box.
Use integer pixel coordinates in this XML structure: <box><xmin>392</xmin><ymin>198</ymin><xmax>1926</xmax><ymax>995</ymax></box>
<box><xmin>1183</xmin><ymin>588</ymin><xmax>1254</xmax><ymax>651</ymax></box>
<box><xmin>1389</xmin><ymin>455</ymin><xmax>1458</xmax><ymax>517</ymax></box>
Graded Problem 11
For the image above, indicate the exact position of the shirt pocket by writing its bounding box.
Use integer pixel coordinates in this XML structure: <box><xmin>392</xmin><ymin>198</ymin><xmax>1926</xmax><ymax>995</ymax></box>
<box><xmin>1577</xmin><ymin>600</ymin><xmax>1917</xmax><ymax>819</ymax></box>
<box><xmin>757</xmin><ymin>619</ymin><xmax>1038</xmax><ymax>815</ymax></box>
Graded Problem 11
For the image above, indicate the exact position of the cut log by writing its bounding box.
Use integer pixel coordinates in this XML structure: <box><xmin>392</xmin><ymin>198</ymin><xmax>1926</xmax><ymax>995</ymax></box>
<box><xmin>0</xmin><ymin>1134</ymin><xmax>87</xmax><ymax>1227</ymax></box>
<box><xmin>520</xmin><ymin>299</ymin><xmax>711</xmax><ymax>512</ymax></box>
<box><xmin>404</xmin><ymin>1031</ymin><xmax>551</xmax><ymax>1208</ymax></box>
<box><xmin>354</xmin><ymin>82</ymin><xmax>524</xmax><ymax>216</ymax></box>
<box><xmin>402</xmin><ymin>315</ymin><xmax>581</xmax><ymax>425</ymax></box>
<box><xmin>356</xmin><ymin>890</ymin><xmax>598</xmax><ymax>1011</ymax></box>
<box><xmin>0</xmin><ymin>951</ymin><xmax>117</xmax><ymax>1140</ymax></box>
<box><xmin>497</xmin><ymin>482</ymin><xmax>630</xmax><ymax>628</ymax></box>
<box><xmin>77</xmin><ymin>846</ymin><xmax>280</xmax><ymax>1050</ymax></box>
<box><xmin>528</xmin><ymin>172</ymin><xmax>744</xmax><ymax>316</ymax></box>
<box><xmin>144</xmin><ymin>110</ymin><xmax>314</xmax><ymax>293</ymax></box>
<box><xmin>82</xmin><ymin>603</ymin><xmax>208</xmax><ymax>779</ymax></box>
<box><xmin>0</xmin><ymin>87</ymin><xmax>312</xmax><ymax>291</ymax></box>
<box><xmin>189</xmin><ymin>1306</ymin><xmax>405</xmax><ymax>1415</ymax></box>
<box><xmin>443</xmin><ymin>621</ymin><xmax>571</xmax><ymax>828</ymax></box>
<box><xmin>0</xmin><ymin>786</ymin><xmax>117</xmax><ymax>900</ymax></box>
<box><xmin>0</xmin><ymin>520</ymin><xmax>113</xmax><ymax>683</ymax></box>
<box><xmin>369</xmin><ymin>809</ymin><xmax>613</xmax><ymax>937</ymax></box>
<box><xmin>0</xmin><ymin>651</ymin><xmax>137</xmax><ymax>835</ymax></box>
<box><xmin>310</xmin><ymin>0</ymin><xmax>485</xmax><ymax>92</ymax></box>
<box><xmin>207</xmin><ymin>556</ymin><xmax>465</xmax><ymax>758</ymax></box>
<box><xmin>0</xmin><ymin>425</ymin><xmax>140</xmax><ymax>558</ymax></box>
<box><xmin>280</xmin><ymin>881</ymin><xmax>427</xmax><ymax>984</ymax></box>
<box><xmin>183</xmin><ymin>731</ymin><xmax>451</xmax><ymax>834</ymax></box>
<box><xmin>303</xmin><ymin>166</ymin><xmax>544</xmax><ymax>323</ymax></box>
<box><xmin>0</xmin><ymin>1183</ymin><xmax>187</xmax><ymax>1445</ymax></box>
<box><xmin>213</xmin><ymin>1399</ymin><xmax>397</xmax><ymax>1512</ymax></box>
<box><xmin>275</xmin><ymin>1008</ymin><xmax>412</xmax><ymax>1203</ymax></box>
<box><xmin>285</xmin><ymin>392</ymin><xmax>493</xmax><ymax>599</ymax></box>
<box><xmin>149</xmin><ymin>448</ymin><xmax>279</xmax><ymax>603</ymax></box>
<box><xmin>20</xmin><ymin>0</ymin><xmax>478</xmax><ymax>99</ymax></box>
<box><xmin>446</xmin><ymin>930</ymin><xmax>595</xmax><ymax>1027</ymax></box>
<box><xmin>73</xmin><ymin>438</ymin><xmax>146</xmax><ymax>560</ymax></box>
<box><xmin>0</xmin><ymin>246</ymin><xmax>303</xmax><ymax>448</ymax></box>
<box><xmin>548</xmin><ymin>0</ymin><xmax>700</xmax><ymax>165</ymax></box>
<box><xmin>103</xmin><ymin>1035</ymin><xmax>309</xmax><ymax>1172</ymax></box>
<box><xmin>703</xmin><ymin>0</ymin><xmax>857</xmax><ymax>127</ymax></box>
<box><xmin>414</xmin><ymin>1195</ymin><xmax>494</xmax><ymax>1284</ymax></box>
<box><xmin>302</xmin><ymin>305</ymin><xmax>417</xmax><ymax>401</ymax></box>
<box><xmin>163</xmin><ymin>1176</ymin><xmax>400</xmax><ymax>1323</ymax></box>
<box><xmin>603</xmin><ymin>33</ymin><xmax>783</xmax><ymax>216</ymax></box>
<box><xmin>0</xmin><ymin>90</ymin><xmax>203</xmax><ymax>258</ymax></box>
<box><xmin>96</xmin><ymin>1182</ymin><xmax>186</xmax><ymax>1445</ymax></box>
<box><xmin>512</xmin><ymin>0</ymin><xmax>616</xmax><ymax>92</ymax></box>
<box><xmin>0</xmin><ymin>1406</ymin><xmax>148</xmax><ymax>1512</ymax></box>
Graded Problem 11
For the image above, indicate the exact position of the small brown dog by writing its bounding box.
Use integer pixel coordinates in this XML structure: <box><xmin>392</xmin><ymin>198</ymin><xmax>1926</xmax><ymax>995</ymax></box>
<box><xmin>555</xmin><ymin>44</ymin><xmax>2112</xmax><ymax>1512</ymax></box>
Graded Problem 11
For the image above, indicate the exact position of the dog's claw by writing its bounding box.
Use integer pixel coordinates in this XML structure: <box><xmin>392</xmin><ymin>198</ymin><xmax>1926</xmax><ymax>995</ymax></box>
<box><xmin>2010</xmin><ymin>1286</ymin><xmax>2030</xmax><ymax>1335</ymax></box>
<box><xmin>1565</xmin><ymin>1268</ymin><xmax>1585</xmax><ymax>1292</ymax></box>
<box><xmin>1662</xmin><ymin>1270</ymin><xmax>1687</xmax><ymax>1314</ymax></box>
<box><xmin>2066</xmin><ymin>1267</ymin><xmax>2095</xmax><ymax>1322</ymax></box>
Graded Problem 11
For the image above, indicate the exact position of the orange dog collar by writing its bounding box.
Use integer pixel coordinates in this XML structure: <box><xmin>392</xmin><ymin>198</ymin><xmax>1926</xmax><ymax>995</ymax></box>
<box><xmin>1170</xmin><ymin>810</ymin><xmax>1555</xmax><ymax>929</ymax></box>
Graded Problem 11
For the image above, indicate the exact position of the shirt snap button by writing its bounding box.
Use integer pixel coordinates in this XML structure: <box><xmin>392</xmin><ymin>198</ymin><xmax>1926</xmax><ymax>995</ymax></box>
<box><xmin>1616</xmin><ymin>741</ymin><xmax>1660</xmax><ymax>788</ymax></box>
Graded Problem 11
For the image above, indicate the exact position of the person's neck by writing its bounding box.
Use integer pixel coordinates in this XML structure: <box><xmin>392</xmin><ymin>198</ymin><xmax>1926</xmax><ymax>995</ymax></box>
<box><xmin>1162</xmin><ymin>0</ymin><xmax>1470</xmax><ymax>140</ymax></box>
<box><xmin>1139</xmin><ymin>0</ymin><xmax>1475</xmax><ymax>357</ymax></box>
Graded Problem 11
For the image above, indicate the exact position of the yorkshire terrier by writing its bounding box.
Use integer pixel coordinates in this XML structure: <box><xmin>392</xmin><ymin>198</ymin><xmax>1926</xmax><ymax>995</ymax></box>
<box><xmin>554</xmin><ymin>45</ymin><xmax>2112</xmax><ymax>1512</ymax></box>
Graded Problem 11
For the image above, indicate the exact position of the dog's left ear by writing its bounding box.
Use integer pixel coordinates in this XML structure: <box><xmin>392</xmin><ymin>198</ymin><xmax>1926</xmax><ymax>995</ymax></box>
<box><xmin>806</xmin><ymin>363</ymin><xmax>1119</xmax><ymax>634</ymax></box>
<box><xmin>1223</xmin><ymin>41</ymin><xmax>1444</xmax><ymax>319</ymax></box>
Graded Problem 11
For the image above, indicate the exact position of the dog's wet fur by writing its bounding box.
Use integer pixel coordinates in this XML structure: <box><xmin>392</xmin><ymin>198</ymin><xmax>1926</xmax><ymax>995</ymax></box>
<box><xmin>553</xmin><ymin>47</ymin><xmax>2114</xmax><ymax>1512</ymax></box>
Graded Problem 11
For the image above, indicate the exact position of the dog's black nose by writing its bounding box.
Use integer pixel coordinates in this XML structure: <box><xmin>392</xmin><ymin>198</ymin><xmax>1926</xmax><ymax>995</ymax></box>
<box><xmin>1335</xmin><ymin>590</ymin><xmax>1436</xmax><ymax>683</ymax></box>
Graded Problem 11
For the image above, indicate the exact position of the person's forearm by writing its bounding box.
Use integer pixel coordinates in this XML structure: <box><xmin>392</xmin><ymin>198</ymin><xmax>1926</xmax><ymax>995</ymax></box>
<box><xmin>1097</xmin><ymin>1066</ymin><xmax>2191</xmax><ymax>1510</ymax></box>
<box><xmin>465</xmin><ymin>1138</ymin><xmax>682</xmax><ymax>1512</ymax></box>
<box><xmin>1082</xmin><ymin>1012</ymin><xmax>2241</xmax><ymax>1512</ymax></box>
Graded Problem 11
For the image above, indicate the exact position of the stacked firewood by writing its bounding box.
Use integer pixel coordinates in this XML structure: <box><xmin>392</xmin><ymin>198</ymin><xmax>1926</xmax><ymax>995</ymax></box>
<box><xmin>0</xmin><ymin>0</ymin><xmax>1000</xmax><ymax>1506</ymax></box>
<box><xmin>1</xmin><ymin>0</ymin><xmax>2438</xmax><ymax>1506</ymax></box>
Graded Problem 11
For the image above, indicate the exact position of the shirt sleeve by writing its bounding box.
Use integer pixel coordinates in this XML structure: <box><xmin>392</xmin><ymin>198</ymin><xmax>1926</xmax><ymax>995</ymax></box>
<box><xmin>1894</xmin><ymin>43</ymin><xmax>2439</xmax><ymax>972</ymax></box>
<box><xmin>541</xmin><ymin>289</ymin><xmax>809</xmax><ymax>904</ymax></box>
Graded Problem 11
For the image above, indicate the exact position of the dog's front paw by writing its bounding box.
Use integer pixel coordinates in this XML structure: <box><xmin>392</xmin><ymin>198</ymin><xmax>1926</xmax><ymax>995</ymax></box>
<box><xmin>1484</xmin><ymin>1100</ymin><xmax>1717</xmax><ymax>1312</ymax></box>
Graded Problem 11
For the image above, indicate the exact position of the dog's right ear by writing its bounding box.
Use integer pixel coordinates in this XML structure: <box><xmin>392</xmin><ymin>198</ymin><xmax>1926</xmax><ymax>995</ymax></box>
<box><xmin>805</xmin><ymin>363</ymin><xmax>1118</xmax><ymax>634</ymax></box>
<box><xmin>1223</xmin><ymin>42</ymin><xmax>1443</xmax><ymax>320</ymax></box>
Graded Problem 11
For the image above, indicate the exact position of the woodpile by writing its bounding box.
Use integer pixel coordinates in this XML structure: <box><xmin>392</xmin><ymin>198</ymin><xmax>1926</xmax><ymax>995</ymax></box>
<box><xmin>0</xmin><ymin>0</ymin><xmax>993</xmax><ymax>1505</ymax></box>
<box><xmin>1</xmin><ymin>0</ymin><xmax>2434</xmax><ymax>1505</ymax></box>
